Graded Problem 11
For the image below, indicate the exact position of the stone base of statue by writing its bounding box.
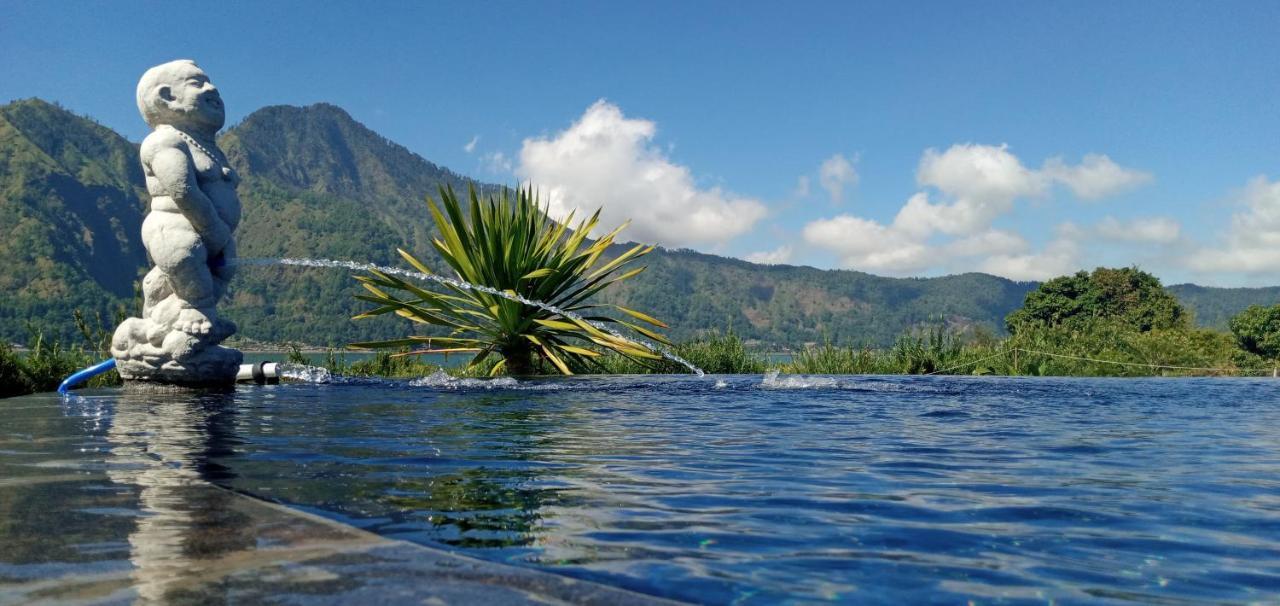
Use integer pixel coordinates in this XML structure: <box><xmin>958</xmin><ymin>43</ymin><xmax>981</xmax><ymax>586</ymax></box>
<box><xmin>111</xmin><ymin>314</ymin><xmax>241</xmax><ymax>386</ymax></box>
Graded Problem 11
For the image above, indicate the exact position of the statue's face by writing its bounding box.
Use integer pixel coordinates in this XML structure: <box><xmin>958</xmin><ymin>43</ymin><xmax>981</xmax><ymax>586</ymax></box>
<box><xmin>163</xmin><ymin>63</ymin><xmax>225</xmax><ymax>133</ymax></box>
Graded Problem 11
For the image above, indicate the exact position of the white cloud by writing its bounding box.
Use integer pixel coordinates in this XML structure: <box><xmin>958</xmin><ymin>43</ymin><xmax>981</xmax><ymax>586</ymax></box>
<box><xmin>818</xmin><ymin>154</ymin><xmax>859</xmax><ymax>203</ymax></box>
<box><xmin>1230</xmin><ymin>177</ymin><xmax>1280</xmax><ymax>248</ymax></box>
<box><xmin>463</xmin><ymin>135</ymin><xmax>479</xmax><ymax>154</ymax></box>
<box><xmin>944</xmin><ymin>229</ymin><xmax>1030</xmax><ymax>257</ymax></box>
<box><xmin>1186</xmin><ymin>176</ymin><xmax>1280</xmax><ymax>273</ymax></box>
<box><xmin>978</xmin><ymin>231</ymin><xmax>1082</xmax><ymax>281</ymax></box>
<box><xmin>1096</xmin><ymin>216</ymin><xmax>1181</xmax><ymax>244</ymax></box>
<box><xmin>895</xmin><ymin>144</ymin><xmax>1047</xmax><ymax>238</ymax></box>
<box><xmin>892</xmin><ymin>191</ymin><xmax>1002</xmax><ymax>238</ymax></box>
<box><xmin>802</xmin><ymin>144</ymin><xmax>1145</xmax><ymax>280</ymax></box>
<box><xmin>745</xmin><ymin>245</ymin><xmax>793</xmax><ymax>265</ymax></box>
<box><xmin>517</xmin><ymin>100</ymin><xmax>767</xmax><ymax>247</ymax></box>
<box><xmin>1043</xmin><ymin>154</ymin><xmax>1153</xmax><ymax>200</ymax></box>
<box><xmin>802</xmin><ymin>214</ymin><xmax>931</xmax><ymax>274</ymax></box>
<box><xmin>918</xmin><ymin>143</ymin><xmax>1047</xmax><ymax>205</ymax></box>
<box><xmin>893</xmin><ymin>146</ymin><xmax>1152</xmax><ymax>239</ymax></box>
<box><xmin>481</xmin><ymin>151</ymin><xmax>512</xmax><ymax>173</ymax></box>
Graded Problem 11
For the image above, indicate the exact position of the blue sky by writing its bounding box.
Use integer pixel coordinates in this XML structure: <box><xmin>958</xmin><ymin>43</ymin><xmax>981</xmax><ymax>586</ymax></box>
<box><xmin>3</xmin><ymin>1</ymin><xmax>1278</xmax><ymax>285</ymax></box>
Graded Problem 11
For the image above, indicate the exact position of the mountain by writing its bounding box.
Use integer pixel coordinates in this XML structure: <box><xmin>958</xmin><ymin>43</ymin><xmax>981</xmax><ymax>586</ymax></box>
<box><xmin>595</xmin><ymin>249</ymin><xmax>1037</xmax><ymax>346</ymax></box>
<box><xmin>1167</xmin><ymin>284</ymin><xmax>1280</xmax><ymax>330</ymax></box>
<box><xmin>0</xmin><ymin>99</ymin><xmax>147</xmax><ymax>343</ymax></box>
<box><xmin>2</xmin><ymin>98</ymin><xmax>1277</xmax><ymax>348</ymax></box>
<box><xmin>216</xmin><ymin>103</ymin><xmax>495</xmax><ymax>345</ymax></box>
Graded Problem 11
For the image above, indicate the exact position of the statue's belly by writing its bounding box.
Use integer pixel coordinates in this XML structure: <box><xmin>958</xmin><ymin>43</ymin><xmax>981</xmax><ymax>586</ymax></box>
<box><xmin>203</xmin><ymin>181</ymin><xmax>242</xmax><ymax>229</ymax></box>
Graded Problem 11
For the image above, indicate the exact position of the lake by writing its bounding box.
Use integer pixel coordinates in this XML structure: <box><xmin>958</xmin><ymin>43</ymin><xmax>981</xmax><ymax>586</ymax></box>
<box><xmin>4</xmin><ymin>373</ymin><xmax>1280</xmax><ymax>604</ymax></box>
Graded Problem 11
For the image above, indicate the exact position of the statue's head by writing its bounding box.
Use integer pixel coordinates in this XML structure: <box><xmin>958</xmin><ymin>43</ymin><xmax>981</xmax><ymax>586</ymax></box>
<box><xmin>136</xmin><ymin>60</ymin><xmax>225</xmax><ymax>134</ymax></box>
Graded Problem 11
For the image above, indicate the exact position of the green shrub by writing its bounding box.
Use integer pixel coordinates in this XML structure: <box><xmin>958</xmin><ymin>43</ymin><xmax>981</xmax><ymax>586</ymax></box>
<box><xmin>1007</xmin><ymin>267</ymin><xmax>1187</xmax><ymax>334</ymax></box>
<box><xmin>347</xmin><ymin>350</ymin><xmax>442</xmax><ymax>378</ymax></box>
<box><xmin>1229</xmin><ymin>304</ymin><xmax>1280</xmax><ymax>362</ymax></box>
<box><xmin>1004</xmin><ymin>320</ymin><xmax>1259</xmax><ymax>377</ymax></box>
<box><xmin>594</xmin><ymin>332</ymin><xmax>766</xmax><ymax>374</ymax></box>
<box><xmin>0</xmin><ymin>327</ymin><xmax>122</xmax><ymax>398</ymax></box>
<box><xmin>787</xmin><ymin>343</ymin><xmax>887</xmax><ymax>374</ymax></box>
<box><xmin>286</xmin><ymin>344</ymin><xmax>310</xmax><ymax>365</ymax></box>
<box><xmin>0</xmin><ymin>344</ymin><xmax>36</xmax><ymax>398</ymax></box>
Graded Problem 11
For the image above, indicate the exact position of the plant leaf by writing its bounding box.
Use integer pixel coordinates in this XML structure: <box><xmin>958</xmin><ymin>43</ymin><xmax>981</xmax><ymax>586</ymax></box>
<box><xmin>615</xmin><ymin>305</ymin><xmax>669</xmax><ymax>328</ymax></box>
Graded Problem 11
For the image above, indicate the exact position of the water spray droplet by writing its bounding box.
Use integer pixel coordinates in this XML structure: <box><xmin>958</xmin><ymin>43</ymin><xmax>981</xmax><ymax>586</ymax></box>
<box><xmin>278</xmin><ymin>363</ymin><xmax>334</xmax><ymax>383</ymax></box>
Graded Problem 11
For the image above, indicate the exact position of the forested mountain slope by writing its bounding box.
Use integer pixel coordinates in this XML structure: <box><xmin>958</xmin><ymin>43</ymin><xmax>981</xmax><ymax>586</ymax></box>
<box><xmin>1167</xmin><ymin>284</ymin><xmax>1280</xmax><ymax>331</ymax></box>
<box><xmin>0</xmin><ymin>99</ymin><xmax>147</xmax><ymax>343</ymax></box>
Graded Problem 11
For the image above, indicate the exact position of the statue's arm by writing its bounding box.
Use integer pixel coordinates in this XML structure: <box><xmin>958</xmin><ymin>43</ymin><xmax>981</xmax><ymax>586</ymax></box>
<box><xmin>147</xmin><ymin>144</ymin><xmax>231</xmax><ymax>249</ymax></box>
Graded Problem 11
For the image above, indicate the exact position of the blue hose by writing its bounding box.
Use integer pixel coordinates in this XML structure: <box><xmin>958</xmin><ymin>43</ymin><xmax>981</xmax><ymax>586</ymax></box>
<box><xmin>57</xmin><ymin>358</ymin><xmax>116</xmax><ymax>395</ymax></box>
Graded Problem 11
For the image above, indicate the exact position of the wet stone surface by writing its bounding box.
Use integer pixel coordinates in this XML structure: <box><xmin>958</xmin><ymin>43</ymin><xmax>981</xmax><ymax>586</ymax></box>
<box><xmin>0</xmin><ymin>391</ymin><xmax>677</xmax><ymax>605</ymax></box>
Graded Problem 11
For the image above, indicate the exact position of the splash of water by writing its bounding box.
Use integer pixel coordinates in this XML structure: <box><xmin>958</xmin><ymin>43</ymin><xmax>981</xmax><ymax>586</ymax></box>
<box><xmin>233</xmin><ymin>257</ymin><xmax>705</xmax><ymax>376</ymax></box>
<box><xmin>761</xmin><ymin>369</ymin><xmax>840</xmax><ymax>389</ymax></box>
<box><xmin>409</xmin><ymin>369</ymin><xmax>519</xmax><ymax>389</ymax></box>
<box><xmin>278</xmin><ymin>363</ymin><xmax>335</xmax><ymax>383</ymax></box>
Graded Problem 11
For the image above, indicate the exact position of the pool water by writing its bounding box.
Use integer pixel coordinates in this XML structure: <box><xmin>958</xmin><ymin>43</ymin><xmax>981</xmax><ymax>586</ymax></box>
<box><xmin>36</xmin><ymin>375</ymin><xmax>1280</xmax><ymax>603</ymax></box>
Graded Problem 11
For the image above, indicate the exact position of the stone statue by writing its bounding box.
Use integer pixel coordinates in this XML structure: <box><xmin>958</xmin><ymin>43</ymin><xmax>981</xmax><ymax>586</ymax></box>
<box><xmin>111</xmin><ymin>60</ymin><xmax>242</xmax><ymax>385</ymax></box>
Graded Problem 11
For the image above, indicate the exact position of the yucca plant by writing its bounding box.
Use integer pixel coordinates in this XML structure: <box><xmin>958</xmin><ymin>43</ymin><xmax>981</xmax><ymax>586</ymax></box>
<box><xmin>349</xmin><ymin>184</ymin><xmax>670</xmax><ymax>376</ymax></box>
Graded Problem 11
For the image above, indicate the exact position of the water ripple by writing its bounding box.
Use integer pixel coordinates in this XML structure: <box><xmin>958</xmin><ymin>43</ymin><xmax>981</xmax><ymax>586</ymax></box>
<box><xmin>189</xmin><ymin>374</ymin><xmax>1280</xmax><ymax>604</ymax></box>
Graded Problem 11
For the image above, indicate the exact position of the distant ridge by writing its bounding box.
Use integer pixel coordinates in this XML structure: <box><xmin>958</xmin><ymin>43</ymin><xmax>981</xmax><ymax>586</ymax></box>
<box><xmin>221</xmin><ymin>103</ymin><xmax>477</xmax><ymax>201</ymax></box>
<box><xmin>216</xmin><ymin>102</ymin><xmax>489</xmax><ymax>345</ymax></box>
<box><xmin>1166</xmin><ymin>283</ymin><xmax>1280</xmax><ymax>330</ymax></box>
<box><xmin>1</xmin><ymin>97</ymin><xmax>1276</xmax><ymax>346</ymax></box>
<box><xmin>0</xmin><ymin>98</ymin><xmax>147</xmax><ymax>340</ymax></box>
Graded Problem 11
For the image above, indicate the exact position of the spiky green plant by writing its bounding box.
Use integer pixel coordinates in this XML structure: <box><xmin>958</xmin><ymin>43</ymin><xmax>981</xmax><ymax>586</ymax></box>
<box><xmin>349</xmin><ymin>184</ymin><xmax>670</xmax><ymax>376</ymax></box>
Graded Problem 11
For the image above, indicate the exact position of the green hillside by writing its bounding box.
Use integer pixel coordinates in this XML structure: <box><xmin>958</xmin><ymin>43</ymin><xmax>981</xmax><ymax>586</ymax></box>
<box><xmin>597</xmin><ymin>249</ymin><xmax>1037</xmax><ymax>346</ymax></box>
<box><xmin>218</xmin><ymin>103</ymin><xmax>496</xmax><ymax>345</ymax></box>
<box><xmin>0</xmin><ymin>99</ymin><xmax>146</xmax><ymax>344</ymax></box>
<box><xmin>1167</xmin><ymin>284</ymin><xmax>1280</xmax><ymax>330</ymax></box>
<box><xmin>0</xmin><ymin>97</ymin><xmax>1273</xmax><ymax>348</ymax></box>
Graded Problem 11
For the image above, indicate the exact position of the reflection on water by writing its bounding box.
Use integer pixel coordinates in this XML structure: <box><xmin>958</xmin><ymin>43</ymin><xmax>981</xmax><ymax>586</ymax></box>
<box><xmin>1</xmin><ymin>390</ymin><xmax>253</xmax><ymax>603</ymax></box>
<box><xmin>7</xmin><ymin>389</ymin><xmax>660</xmax><ymax>605</ymax></box>
<box><xmin>226</xmin><ymin>387</ymin><xmax>581</xmax><ymax>549</ymax></box>
<box><xmin>103</xmin><ymin>388</ymin><xmax>248</xmax><ymax>602</ymax></box>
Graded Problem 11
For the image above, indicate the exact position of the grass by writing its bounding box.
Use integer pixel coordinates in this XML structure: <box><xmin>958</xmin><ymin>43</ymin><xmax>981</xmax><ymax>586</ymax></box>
<box><xmin>286</xmin><ymin>344</ymin><xmax>457</xmax><ymax>378</ymax></box>
<box><xmin>782</xmin><ymin>321</ymin><xmax>1271</xmax><ymax>377</ymax></box>
<box><xmin>783</xmin><ymin>326</ymin><xmax>980</xmax><ymax>375</ymax></box>
<box><xmin>297</xmin><ymin>323</ymin><xmax>1270</xmax><ymax>380</ymax></box>
<box><xmin>288</xmin><ymin>331</ymin><xmax>770</xmax><ymax>379</ymax></box>
<box><xmin>593</xmin><ymin>331</ymin><xmax>768</xmax><ymax>375</ymax></box>
<box><xmin>1</xmin><ymin>310</ymin><xmax>123</xmax><ymax>397</ymax></box>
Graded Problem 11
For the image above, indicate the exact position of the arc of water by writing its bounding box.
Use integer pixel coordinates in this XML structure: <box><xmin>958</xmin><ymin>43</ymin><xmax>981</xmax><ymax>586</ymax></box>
<box><xmin>232</xmin><ymin>257</ymin><xmax>705</xmax><ymax>377</ymax></box>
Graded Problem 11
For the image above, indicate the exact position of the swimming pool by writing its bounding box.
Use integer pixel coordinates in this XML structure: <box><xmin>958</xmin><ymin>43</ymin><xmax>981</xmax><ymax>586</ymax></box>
<box><xmin>6</xmin><ymin>373</ymin><xmax>1280</xmax><ymax>603</ymax></box>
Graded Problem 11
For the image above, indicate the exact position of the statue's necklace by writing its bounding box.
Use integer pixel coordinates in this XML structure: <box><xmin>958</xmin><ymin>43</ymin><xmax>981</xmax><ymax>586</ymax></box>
<box><xmin>171</xmin><ymin>127</ymin><xmax>234</xmax><ymax>181</ymax></box>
